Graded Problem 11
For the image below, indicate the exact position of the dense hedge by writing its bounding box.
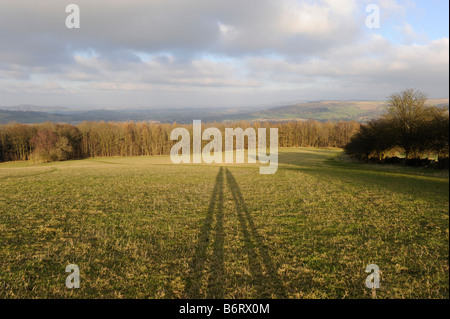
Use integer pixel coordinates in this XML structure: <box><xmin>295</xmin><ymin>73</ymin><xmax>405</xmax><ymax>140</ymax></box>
<box><xmin>345</xmin><ymin>89</ymin><xmax>449</xmax><ymax>169</ymax></box>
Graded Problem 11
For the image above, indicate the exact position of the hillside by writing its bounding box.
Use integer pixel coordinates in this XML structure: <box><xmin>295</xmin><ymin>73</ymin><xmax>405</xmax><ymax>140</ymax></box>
<box><xmin>243</xmin><ymin>99</ymin><xmax>449</xmax><ymax>122</ymax></box>
<box><xmin>245</xmin><ymin>100</ymin><xmax>387</xmax><ymax>122</ymax></box>
<box><xmin>1</xmin><ymin>99</ymin><xmax>448</xmax><ymax>124</ymax></box>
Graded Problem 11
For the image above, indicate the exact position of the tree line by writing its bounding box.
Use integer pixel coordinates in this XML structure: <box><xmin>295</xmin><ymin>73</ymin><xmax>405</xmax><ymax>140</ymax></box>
<box><xmin>345</xmin><ymin>89</ymin><xmax>449</xmax><ymax>168</ymax></box>
<box><xmin>0</xmin><ymin>120</ymin><xmax>360</xmax><ymax>163</ymax></box>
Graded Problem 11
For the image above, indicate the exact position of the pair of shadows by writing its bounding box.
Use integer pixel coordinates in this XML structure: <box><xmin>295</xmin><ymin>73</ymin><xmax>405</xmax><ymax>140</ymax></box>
<box><xmin>184</xmin><ymin>167</ymin><xmax>286</xmax><ymax>299</ymax></box>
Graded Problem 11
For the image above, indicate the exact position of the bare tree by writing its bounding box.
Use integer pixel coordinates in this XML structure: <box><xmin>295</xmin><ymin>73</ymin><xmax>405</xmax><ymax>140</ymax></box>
<box><xmin>385</xmin><ymin>89</ymin><xmax>428</xmax><ymax>159</ymax></box>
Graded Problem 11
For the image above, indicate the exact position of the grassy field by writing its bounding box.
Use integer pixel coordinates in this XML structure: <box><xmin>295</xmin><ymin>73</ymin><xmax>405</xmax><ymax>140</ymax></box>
<box><xmin>0</xmin><ymin>148</ymin><xmax>448</xmax><ymax>299</ymax></box>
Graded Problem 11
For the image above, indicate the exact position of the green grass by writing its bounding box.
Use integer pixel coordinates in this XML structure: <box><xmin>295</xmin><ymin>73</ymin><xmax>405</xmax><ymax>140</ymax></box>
<box><xmin>0</xmin><ymin>148</ymin><xmax>448</xmax><ymax>299</ymax></box>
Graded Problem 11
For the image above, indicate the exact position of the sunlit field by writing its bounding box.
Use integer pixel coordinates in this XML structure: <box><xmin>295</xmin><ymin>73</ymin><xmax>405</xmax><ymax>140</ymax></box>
<box><xmin>0</xmin><ymin>148</ymin><xmax>448</xmax><ymax>298</ymax></box>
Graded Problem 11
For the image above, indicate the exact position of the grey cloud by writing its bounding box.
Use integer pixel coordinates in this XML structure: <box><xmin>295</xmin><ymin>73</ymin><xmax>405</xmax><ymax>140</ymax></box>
<box><xmin>0</xmin><ymin>0</ymin><xmax>364</xmax><ymax>64</ymax></box>
<box><xmin>0</xmin><ymin>0</ymin><xmax>448</xmax><ymax>107</ymax></box>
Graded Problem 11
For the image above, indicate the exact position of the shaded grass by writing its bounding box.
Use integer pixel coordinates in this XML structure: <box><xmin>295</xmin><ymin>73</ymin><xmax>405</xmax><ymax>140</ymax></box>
<box><xmin>0</xmin><ymin>149</ymin><xmax>448</xmax><ymax>298</ymax></box>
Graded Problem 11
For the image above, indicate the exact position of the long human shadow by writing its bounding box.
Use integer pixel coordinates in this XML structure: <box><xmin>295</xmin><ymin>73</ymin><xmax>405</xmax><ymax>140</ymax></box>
<box><xmin>184</xmin><ymin>167</ymin><xmax>286</xmax><ymax>299</ymax></box>
<box><xmin>225</xmin><ymin>168</ymin><xmax>287</xmax><ymax>298</ymax></box>
<box><xmin>207</xmin><ymin>170</ymin><xmax>226</xmax><ymax>299</ymax></box>
<box><xmin>184</xmin><ymin>167</ymin><xmax>225</xmax><ymax>298</ymax></box>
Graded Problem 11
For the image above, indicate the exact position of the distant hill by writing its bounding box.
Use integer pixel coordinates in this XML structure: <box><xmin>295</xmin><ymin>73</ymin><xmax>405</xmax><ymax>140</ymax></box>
<box><xmin>0</xmin><ymin>105</ymin><xmax>71</xmax><ymax>113</ymax></box>
<box><xmin>0</xmin><ymin>107</ymin><xmax>242</xmax><ymax>124</ymax></box>
<box><xmin>241</xmin><ymin>99</ymin><xmax>449</xmax><ymax>122</ymax></box>
<box><xmin>1</xmin><ymin>99</ymin><xmax>448</xmax><ymax>124</ymax></box>
<box><xmin>243</xmin><ymin>100</ymin><xmax>388</xmax><ymax>122</ymax></box>
<box><xmin>0</xmin><ymin>110</ymin><xmax>73</xmax><ymax>124</ymax></box>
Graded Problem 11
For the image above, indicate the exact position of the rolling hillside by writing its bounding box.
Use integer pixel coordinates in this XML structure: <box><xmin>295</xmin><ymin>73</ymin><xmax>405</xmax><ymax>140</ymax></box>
<box><xmin>243</xmin><ymin>99</ymin><xmax>449</xmax><ymax>122</ymax></box>
<box><xmin>1</xmin><ymin>99</ymin><xmax>448</xmax><ymax>124</ymax></box>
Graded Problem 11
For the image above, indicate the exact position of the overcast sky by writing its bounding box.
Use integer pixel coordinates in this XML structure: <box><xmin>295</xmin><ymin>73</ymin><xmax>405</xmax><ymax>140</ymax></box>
<box><xmin>0</xmin><ymin>0</ymin><xmax>448</xmax><ymax>109</ymax></box>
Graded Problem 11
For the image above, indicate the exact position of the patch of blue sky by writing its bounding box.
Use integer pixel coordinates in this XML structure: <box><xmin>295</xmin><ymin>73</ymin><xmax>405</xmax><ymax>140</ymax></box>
<box><xmin>413</xmin><ymin>0</ymin><xmax>449</xmax><ymax>39</ymax></box>
<box><xmin>370</xmin><ymin>0</ymin><xmax>448</xmax><ymax>44</ymax></box>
